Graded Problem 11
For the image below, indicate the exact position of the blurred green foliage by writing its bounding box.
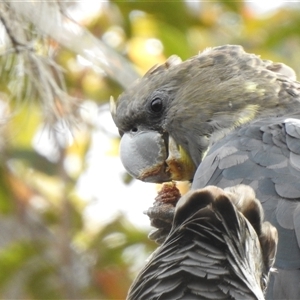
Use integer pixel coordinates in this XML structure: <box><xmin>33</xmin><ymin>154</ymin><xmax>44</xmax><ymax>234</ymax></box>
<box><xmin>0</xmin><ymin>1</ymin><xmax>300</xmax><ymax>299</ymax></box>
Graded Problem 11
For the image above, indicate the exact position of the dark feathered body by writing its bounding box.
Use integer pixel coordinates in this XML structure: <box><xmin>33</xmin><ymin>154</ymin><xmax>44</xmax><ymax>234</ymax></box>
<box><xmin>127</xmin><ymin>186</ymin><xmax>277</xmax><ymax>300</ymax></box>
<box><xmin>112</xmin><ymin>45</ymin><xmax>300</xmax><ymax>299</ymax></box>
<box><xmin>192</xmin><ymin>116</ymin><xmax>300</xmax><ymax>299</ymax></box>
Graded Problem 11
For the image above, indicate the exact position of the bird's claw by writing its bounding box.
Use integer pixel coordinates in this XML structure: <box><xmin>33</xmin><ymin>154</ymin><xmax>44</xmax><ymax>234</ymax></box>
<box><xmin>145</xmin><ymin>182</ymin><xmax>181</xmax><ymax>244</ymax></box>
<box><xmin>144</xmin><ymin>205</ymin><xmax>175</xmax><ymax>244</ymax></box>
<box><xmin>148</xmin><ymin>227</ymin><xmax>172</xmax><ymax>244</ymax></box>
<box><xmin>145</xmin><ymin>205</ymin><xmax>175</xmax><ymax>224</ymax></box>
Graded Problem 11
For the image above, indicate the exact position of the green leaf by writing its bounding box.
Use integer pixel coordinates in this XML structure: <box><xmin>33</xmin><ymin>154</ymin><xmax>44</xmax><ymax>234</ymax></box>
<box><xmin>10</xmin><ymin>149</ymin><xmax>57</xmax><ymax>176</ymax></box>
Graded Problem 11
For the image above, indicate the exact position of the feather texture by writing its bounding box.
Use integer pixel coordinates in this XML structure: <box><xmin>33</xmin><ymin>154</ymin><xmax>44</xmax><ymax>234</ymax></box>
<box><xmin>128</xmin><ymin>185</ymin><xmax>277</xmax><ymax>300</ymax></box>
<box><xmin>113</xmin><ymin>45</ymin><xmax>300</xmax><ymax>299</ymax></box>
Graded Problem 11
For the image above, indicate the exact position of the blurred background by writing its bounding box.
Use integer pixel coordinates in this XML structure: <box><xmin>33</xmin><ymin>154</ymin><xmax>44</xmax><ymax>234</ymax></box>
<box><xmin>0</xmin><ymin>1</ymin><xmax>300</xmax><ymax>299</ymax></box>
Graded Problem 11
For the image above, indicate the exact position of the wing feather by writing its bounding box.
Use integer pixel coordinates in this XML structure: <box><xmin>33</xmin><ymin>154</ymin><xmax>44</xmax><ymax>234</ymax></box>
<box><xmin>192</xmin><ymin>115</ymin><xmax>300</xmax><ymax>297</ymax></box>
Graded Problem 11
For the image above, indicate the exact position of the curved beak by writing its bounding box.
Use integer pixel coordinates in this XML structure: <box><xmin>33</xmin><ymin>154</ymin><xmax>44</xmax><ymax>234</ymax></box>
<box><xmin>120</xmin><ymin>130</ymin><xmax>196</xmax><ymax>183</ymax></box>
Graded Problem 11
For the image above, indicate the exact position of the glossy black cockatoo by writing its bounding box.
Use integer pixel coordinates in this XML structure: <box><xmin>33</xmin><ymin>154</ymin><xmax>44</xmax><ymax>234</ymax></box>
<box><xmin>111</xmin><ymin>45</ymin><xmax>300</xmax><ymax>299</ymax></box>
<box><xmin>127</xmin><ymin>185</ymin><xmax>278</xmax><ymax>300</ymax></box>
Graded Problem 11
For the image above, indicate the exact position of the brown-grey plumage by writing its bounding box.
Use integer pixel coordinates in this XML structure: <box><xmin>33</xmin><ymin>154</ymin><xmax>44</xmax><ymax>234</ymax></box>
<box><xmin>111</xmin><ymin>45</ymin><xmax>300</xmax><ymax>299</ymax></box>
<box><xmin>127</xmin><ymin>185</ymin><xmax>278</xmax><ymax>300</ymax></box>
<box><xmin>191</xmin><ymin>117</ymin><xmax>300</xmax><ymax>299</ymax></box>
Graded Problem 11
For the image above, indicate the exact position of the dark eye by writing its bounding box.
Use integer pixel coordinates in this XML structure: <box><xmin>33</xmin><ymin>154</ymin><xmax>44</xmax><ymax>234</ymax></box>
<box><xmin>150</xmin><ymin>98</ymin><xmax>163</xmax><ymax>113</ymax></box>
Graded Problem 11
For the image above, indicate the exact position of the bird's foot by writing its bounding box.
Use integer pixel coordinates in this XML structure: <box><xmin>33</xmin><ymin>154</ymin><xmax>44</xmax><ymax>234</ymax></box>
<box><xmin>144</xmin><ymin>182</ymin><xmax>181</xmax><ymax>244</ymax></box>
